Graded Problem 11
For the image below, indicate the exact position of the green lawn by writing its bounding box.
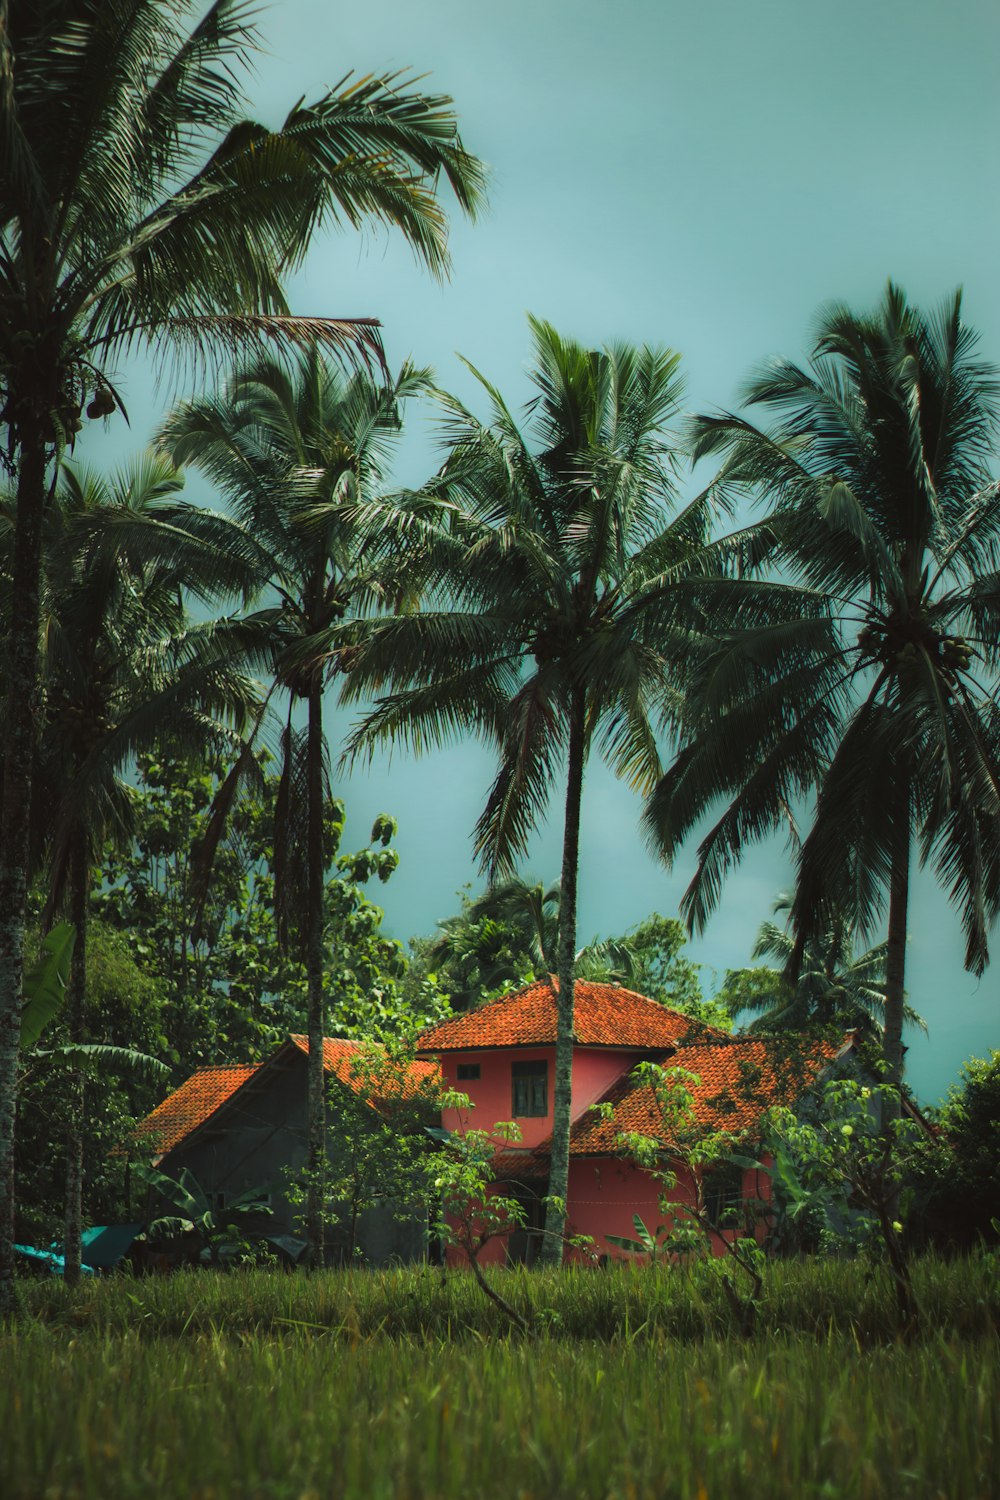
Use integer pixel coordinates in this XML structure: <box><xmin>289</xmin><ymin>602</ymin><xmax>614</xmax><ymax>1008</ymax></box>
<box><xmin>4</xmin><ymin>1261</ymin><xmax>997</xmax><ymax>1499</ymax></box>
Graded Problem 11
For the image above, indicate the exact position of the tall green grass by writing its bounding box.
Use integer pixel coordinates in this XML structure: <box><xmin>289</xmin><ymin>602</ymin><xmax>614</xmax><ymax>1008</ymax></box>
<box><xmin>4</xmin><ymin>1260</ymin><xmax>996</xmax><ymax>1498</ymax></box>
<box><xmin>2</xmin><ymin>1325</ymin><xmax>996</xmax><ymax>1499</ymax></box>
<box><xmin>13</xmin><ymin>1254</ymin><xmax>999</xmax><ymax>1342</ymax></box>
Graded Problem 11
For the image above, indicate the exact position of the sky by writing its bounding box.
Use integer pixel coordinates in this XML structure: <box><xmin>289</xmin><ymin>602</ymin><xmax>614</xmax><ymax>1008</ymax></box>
<box><xmin>95</xmin><ymin>0</ymin><xmax>1000</xmax><ymax>1103</ymax></box>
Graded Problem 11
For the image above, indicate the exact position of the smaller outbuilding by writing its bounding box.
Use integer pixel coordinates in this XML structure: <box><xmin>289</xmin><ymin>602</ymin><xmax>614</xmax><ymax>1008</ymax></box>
<box><xmin>130</xmin><ymin>1036</ymin><xmax>440</xmax><ymax>1266</ymax></box>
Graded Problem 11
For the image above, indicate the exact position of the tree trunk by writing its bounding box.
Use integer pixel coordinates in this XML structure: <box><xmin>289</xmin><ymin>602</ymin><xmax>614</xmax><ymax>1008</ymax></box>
<box><xmin>305</xmin><ymin>682</ymin><xmax>327</xmax><ymax>1265</ymax></box>
<box><xmin>883</xmin><ymin>771</ymin><xmax>911</xmax><ymax>1105</ymax></box>
<box><xmin>63</xmin><ymin>835</ymin><xmax>89</xmax><ymax>1286</ymax></box>
<box><xmin>0</xmin><ymin>429</ymin><xmax>48</xmax><ymax>1314</ymax></box>
<box><xmin>539</xmin><ymin>687</ymin><xmax>586</xmax><ymax>1268</ymax></box>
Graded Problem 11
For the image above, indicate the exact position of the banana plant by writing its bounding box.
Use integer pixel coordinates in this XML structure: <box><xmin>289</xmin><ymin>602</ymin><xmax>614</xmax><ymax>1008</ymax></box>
<box><xmin>18</xmin><ymin>921</ymin><xmax>166</xmax><ymax>1083</ymax></box>
<box><xmin>606</xmin><ymin>1213</ymin><xmax>671</xmax><ymax>1264</ymax></box>
<box><xmin>135</xmin><ymin>1164</ymin><xmax>272</xmax><ymax>1265</ymax></box>
<box><xmin>20</xmin><ymin>923</ymin><xmax>75</xmax><ymax>1049</ymax></box>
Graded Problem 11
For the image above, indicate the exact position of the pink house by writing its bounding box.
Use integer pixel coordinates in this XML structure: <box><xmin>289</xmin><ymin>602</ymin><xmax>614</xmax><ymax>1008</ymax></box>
<box><xmin>416</xmin><ymin>978</ymin><xmax>851</xmax><ymax>1265</ymax></box>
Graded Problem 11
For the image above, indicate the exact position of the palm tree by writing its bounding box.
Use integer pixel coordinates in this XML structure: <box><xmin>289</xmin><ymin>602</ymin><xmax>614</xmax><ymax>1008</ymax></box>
<box><xmin>463</xmin><ymin>877</ymin><xmax>561</xmax><ymax>974</ymax></box>
<box><xmin>160</xmin><ymin>349</ymin><xmax>431</xmax><ymax>1262</ymax></box>
<box><xmin>724</xmin><ymin>896</ymin><xmax>926</xmax><ymax>1040</ymax></box>
<box><xmin>11</xmin><ymin>454</ymin><xmax>259</xmax><ymax>1281</ymax></box>
<box><xmin>342</xmin><ymin>317</ymin><xmax>715</xmax><ymax>1263</ymax></box>
<box><xmin>645</xmin><ymin>285</ymin><xmax>1000</xmax><ymax>1097</ymax></box>
<box><xmin>419</xmin><ymin>878</ymin><xmax>670</xmax><ymax>1008</ymax></box>
<box><xmin>0</xmin><ymin>0</ymin><xmax>485</xmax><ymax>1304</ymax></box>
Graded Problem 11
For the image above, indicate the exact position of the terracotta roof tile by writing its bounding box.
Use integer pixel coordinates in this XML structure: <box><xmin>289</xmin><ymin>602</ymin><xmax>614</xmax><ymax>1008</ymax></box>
<box><xmin>130</xmin><ymin>1065</ymin><xmax>256</xmax><ymax>1156</ymax></box>
<box><xmin>417</xmin><ymin>978</ymin><xmax>716</xmax><ymax>1053</ymax></box>
<box><xmin>497</xmin><ymin>1035</ymin><xmax>848</xmax><ymax>1165</ymax></box>
<box><xmin>288</xmin><ymin>1035</ymin><xmax>439</xmax><ymax>1100</ymax></box>
<box><xmin>132</xmin><ymin>1040</ymin><xmax>439</xmax><ymax>1158</ymax></box>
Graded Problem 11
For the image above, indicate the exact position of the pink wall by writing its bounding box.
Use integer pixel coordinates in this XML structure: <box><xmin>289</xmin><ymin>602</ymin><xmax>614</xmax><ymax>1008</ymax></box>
<box><xmin>564</xmin><ymin>1157</ymin><xmax>663</xmax><ymax>1260</ymax></box>
<box><xmin>437</xmin><ymin>1044</ymin><xmax>773</xmax><ymax>1266</ymax></box>
<box><xmin>441</xmin><ymin>1047</ymin><xmax>554</xmax><ymax>1149</ymax></box>
<box><xmin>451</xmin><ymin>1160</ymin><xmax>772</xmax><ymax>1267</ymax></box>
<box><xmin>440</xmin><ymin>1046</ymin><xmax>642</xmax><ymax>1149</ymax></box>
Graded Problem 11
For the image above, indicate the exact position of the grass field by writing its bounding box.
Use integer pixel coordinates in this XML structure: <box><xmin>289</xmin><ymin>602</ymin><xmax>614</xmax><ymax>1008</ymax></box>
<box><xmin>4</xmin><ymin>1258</ymin><xmax>997</xmax><ymax>1499</ymax></box>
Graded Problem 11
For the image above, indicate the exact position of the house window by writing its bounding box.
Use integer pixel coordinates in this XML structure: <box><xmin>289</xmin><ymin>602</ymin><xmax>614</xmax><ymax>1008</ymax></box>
<box><xmin>457</xmin><ymin>1063</ymin><xmax>481</xmax><ymax>1081</ymax></box>
<box><xmin>512</xmin><ymin>1060</ymin><xmax>547</xmax><ymax>1117</ymax></box>
<box><xmin>704</xmin><ymin>1162</ymin><xmax>745</xmax><ymax>1228</ymax></box>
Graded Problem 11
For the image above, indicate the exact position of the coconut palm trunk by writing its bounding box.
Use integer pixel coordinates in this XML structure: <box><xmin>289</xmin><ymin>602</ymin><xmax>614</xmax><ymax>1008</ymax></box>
<box><xmin>305</xmin><ymin>680</ymin><xmax>327</xmax><ymax>1265</ymax></box>
<box><xmin>540</xmin><ymin>687</ymin><xmax>586</xmax><ymax>1266</ymax></box>
<box><xmin>0</xmin><ymin>427</ymin><xmax>50</xmax><ymax>1309</ymax></box>
<box><xmin>62</xmin><ymin>835</ymin><xmax>89</xmax><ymax>1287</ymax></box>
<box><xmin>883</xmin><ymin>775</ymin><xmax>911</xmax><ymax>1104</ymax></box>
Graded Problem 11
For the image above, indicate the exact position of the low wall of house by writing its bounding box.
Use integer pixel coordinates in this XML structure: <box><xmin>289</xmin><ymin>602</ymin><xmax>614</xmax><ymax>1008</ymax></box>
<box><xmin>445</xmin><ymin>1159</ymin><xmax>772</xmax><ymax>1267</ymax></box>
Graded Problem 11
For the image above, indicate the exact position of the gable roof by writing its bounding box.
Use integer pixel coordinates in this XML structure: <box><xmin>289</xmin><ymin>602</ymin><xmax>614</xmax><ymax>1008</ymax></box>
<box><xmin>417</xmin><ymin>977</ymin><xmax>715</xmax><ymax>1054</ymax></box>
<box><xmin>495</xmin><ymin>1034</ymin><xmax>851</xmax><ymax>1173</ymax></box>
<box><xmin>287</xmin><ymin>1035</ymin><xmax>439</xmax><ymax>1100</ymax></box>
<box><xmin>131</xmin><ymin>1038</ymin><xmax>439</xmax><ymax>1160</ymax></box>
<box><xmin>130</xmin><ymin>1065</ymin><xmax>256</xmax><ymax>1157</ymax></box>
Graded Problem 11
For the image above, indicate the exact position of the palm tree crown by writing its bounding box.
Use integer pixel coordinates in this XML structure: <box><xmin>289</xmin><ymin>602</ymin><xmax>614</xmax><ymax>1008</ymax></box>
<box><xmin>724</xmin><ymin>896</ymin><xmax>926</xmax><ymax>1041</ymax></box>
<box><xmin>645</xmin><ymin>284</ymin><xmax>1000</xmax><ymax>1085</ymax></box>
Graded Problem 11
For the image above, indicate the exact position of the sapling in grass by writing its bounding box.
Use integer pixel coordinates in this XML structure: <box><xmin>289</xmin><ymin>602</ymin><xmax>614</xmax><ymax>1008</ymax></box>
<box><xmin>763</xmin><ymin>1077</ymin><xmax>927</xmax><ymax>1333</ymax></box>
<box><xmin>427</xmin><ymin>1120</ymin><xmax>531</xmax><ymax>1332</ymax></box>
<box><xmin>606</xmin><ymin>1064</ymin><xmax>770</xmax><ymax>1336</ymax></box>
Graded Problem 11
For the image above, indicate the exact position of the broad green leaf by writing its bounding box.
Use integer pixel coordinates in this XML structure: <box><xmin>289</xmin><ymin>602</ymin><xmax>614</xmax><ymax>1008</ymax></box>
<box><xmin>20</xmin><ymin>923</ymin><xmax>76</xmax><ymax>1049</ymax></box>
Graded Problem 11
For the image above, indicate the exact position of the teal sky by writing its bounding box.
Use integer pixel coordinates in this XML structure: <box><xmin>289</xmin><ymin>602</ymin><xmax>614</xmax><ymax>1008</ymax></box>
<box><xmin>95</xmin><ymin>0</ymin><xmax>999</xmax><ymax>1102</ymax></box>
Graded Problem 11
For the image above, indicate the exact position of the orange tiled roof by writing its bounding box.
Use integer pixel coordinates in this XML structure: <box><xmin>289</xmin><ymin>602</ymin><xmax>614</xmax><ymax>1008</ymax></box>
<box><xmin>132</xmin><ymin>1039</ymin><xmax>439</xmax><ymax>1158</ymax></box>
<box><xmin>288</xmin><ymin>1035</ymin><xmax>439</xmax><ymax>1099</ymax></box>
<box><xmin>417</xmin><ymin>978</ymin><xmax>715</xmax><ymax>1053</ymax></box>
<box><xmin>130</xmin><ymin>1065</ymin><xmax>256</xmax><ymax>1156</ymax></box>
<box><xmin>493</xmin><ymin>1035</ymin><xmax>848</xmax><ymax>1170</ymax></box>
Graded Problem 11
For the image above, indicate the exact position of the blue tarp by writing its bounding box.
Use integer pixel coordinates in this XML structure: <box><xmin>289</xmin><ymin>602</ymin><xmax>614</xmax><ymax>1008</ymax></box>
<box><xmin>81</xmin><ymin>1222</ymin><xmax>145</xmax><ymax>1269</ymax></box>
<box><xmin>14</xmin><ymin>1243</ymin><xmax>95</xmax><ymax>1276</ymax></box>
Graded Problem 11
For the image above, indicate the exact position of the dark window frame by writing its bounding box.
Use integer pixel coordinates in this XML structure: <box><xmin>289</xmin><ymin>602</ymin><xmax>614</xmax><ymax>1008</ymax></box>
<box><xmin>511</xmin><ymin>1060</ymin><xmax>548</xmax><ymax>1117</ymax></box>
<box><xmin>457</xmin><ymin>1062</ymin><xmax>481</xmax><ymax>1081</ymax></box>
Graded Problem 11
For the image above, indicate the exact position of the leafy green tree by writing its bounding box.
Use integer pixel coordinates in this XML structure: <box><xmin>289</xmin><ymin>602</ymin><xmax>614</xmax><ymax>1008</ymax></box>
<box><xmin>911</xmin><ymin>1051</ymin><xmax>1000</xmax><ymax>1248</ymax></box>
<box><xmin>581</xmin><ymin>912</ymin><xmax>725</xmax><ymax>1026</ymax></box>
<box><xmin>405</xmin><ymin>903</ymin><xmax>540</xmax><ymax>1015</ymax></box>
<box><xmin>764</xmin><ymin>1079</ymin><xmax>925</xmax><ymax>1331</ymax></box>
<box><xmin>404</xmin><ymin>878</ymin><xmax>557</xmax><ymax>1012</ymax></box>
<box><xmin>426</xmin><ymin>1119</ymin><xmax>531</xmax><ymax>1330</ymax></box>
<box><xmin>465</xmin><ymin>877</ymin><xmax>561</xmax><ymax>973</ymax></box>
<box><xmin>0</xmin><ymin>0</ymin><xmax>486</xmax><ymax>1308</ymax></box>
<box><xmin>646</xmin><ymin>285</ymin><xmax>1000</xmax><ymax>1097</ymax></box>
<box><xmin>408</xmin><ymin>883</ymin><xmax>721</xmax><ymax>1026</ymax></box>
<box><xmin>344</xmin><ymin>318</ymin><xmax>716</xmax><ymax>1263</ymax></box>
<box><xmin>161</xmin><ymin>349</ymin><xmax>432</xmax><ymax>1261</ymax></box>
<box><xmin>316</xmin><ymin>1040</ymin><xmax>444</xmax><ymax>1263</ymax></box>
<box><xmin>96</xmin><ymin>754</ymin><xmax>417</xmax><ymax>1067</ymax></box>
<box><xmin>609</xmin><ymin>1062</ymin><xmax>770</xmax><ymax>1335</ymax></box>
